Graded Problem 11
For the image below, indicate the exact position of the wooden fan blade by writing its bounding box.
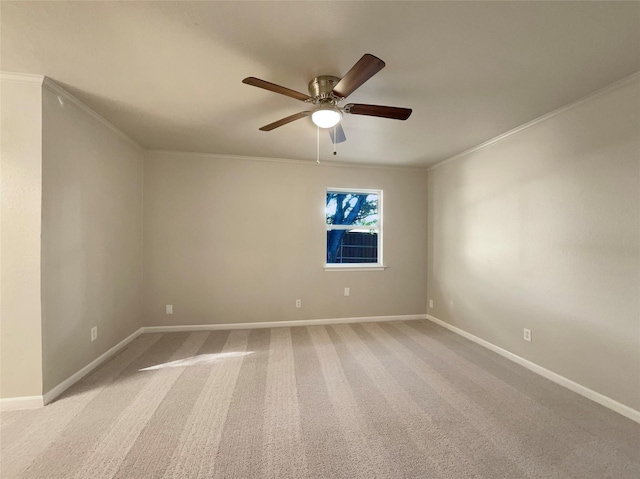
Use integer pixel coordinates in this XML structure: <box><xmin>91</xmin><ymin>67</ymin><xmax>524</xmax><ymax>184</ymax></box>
<box><xmin>345</xmin><ymin>103</ymin><xmax>412</xmax><ymax>120</ymax></box>
<box><xmin>243</xmin><ymin>77</ymin><xmax>311</xmax><ymax>102</ymax></box>
<box><xmin>259</xmin><ymin>111</ymin><xmax>311</xmax><ymax>131</ymax></box>
<box><xmin>329</xmin><ymin>123</ymin><xmax>347</xmax><ymax>144</ymax></box>
<box><xmin>331</xmin><ymin>54</ymin><xmax>385</xmax><ymax>99</ymax></box>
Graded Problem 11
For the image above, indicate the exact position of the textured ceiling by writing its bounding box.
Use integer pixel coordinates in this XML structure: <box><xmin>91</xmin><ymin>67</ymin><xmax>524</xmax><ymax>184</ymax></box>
<box><xmin>2</xmin><ymin>1</ymin><xmax>639</xmax><ymax>167</ymax></box>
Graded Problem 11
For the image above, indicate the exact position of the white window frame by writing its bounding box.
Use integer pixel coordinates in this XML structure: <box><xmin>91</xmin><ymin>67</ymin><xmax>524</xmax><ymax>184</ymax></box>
<box><xmin>324</xmin><ymin>187</ymin><xmax>386</xmax><ymax>271</ymax></box>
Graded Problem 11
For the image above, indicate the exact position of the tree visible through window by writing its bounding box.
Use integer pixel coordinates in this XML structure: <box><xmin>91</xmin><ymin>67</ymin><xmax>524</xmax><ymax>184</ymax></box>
<box><xmin>326</xmin><ymin>189</ymin><xmax>382</xmax><ymax>265</ymax></box>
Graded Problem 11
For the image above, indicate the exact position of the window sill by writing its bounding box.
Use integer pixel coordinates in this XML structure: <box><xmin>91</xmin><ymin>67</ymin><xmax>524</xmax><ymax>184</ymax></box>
<box><xmin>324</xmin><ymin>264</ymin><xmax>387</xmax><ymax>272</ymax></box>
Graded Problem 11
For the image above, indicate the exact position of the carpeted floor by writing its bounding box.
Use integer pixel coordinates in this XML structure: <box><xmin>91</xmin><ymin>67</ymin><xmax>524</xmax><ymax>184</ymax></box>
<box><xmin>1</xmin><ymin>320</ymin><xmax>639</xmax><ymax>478</ymax></box>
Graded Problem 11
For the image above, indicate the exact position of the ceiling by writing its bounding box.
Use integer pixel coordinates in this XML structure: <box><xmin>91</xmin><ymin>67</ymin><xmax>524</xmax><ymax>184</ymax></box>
<box><xmin>2</xmin><ymin>1</ymin><xmax>639</xmax><ymax>167</ymax></box>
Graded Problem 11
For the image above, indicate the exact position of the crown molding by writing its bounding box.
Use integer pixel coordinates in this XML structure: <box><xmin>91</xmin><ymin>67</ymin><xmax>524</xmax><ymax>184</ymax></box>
<box><xmin>0</xmin><ymin>71</ymin><xmax>45</xmax><ymax>85</ymax></box>
<box><xmin>428</xmin><ymin>70</ymin><xmax>640</xmax><ymax>172</ymax></box>
<box><xmin>1</xmin><ymin>72</ymin><xmax>143</xmax><ymax>152</ymax></box>
<box><xmin>146</xmin><ymin>149</ymin><xmax>430</xmax><ymax>172</ymax></box>
<box><xmin>41</xmin><ymin>77</ymin><xmax>144</xmax><ymax>152</ymax></box>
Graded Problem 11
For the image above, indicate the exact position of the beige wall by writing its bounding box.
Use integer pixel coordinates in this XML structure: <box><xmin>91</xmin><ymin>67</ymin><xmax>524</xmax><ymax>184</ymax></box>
<box><xmin>144</xmin><ymin>152</ymin><xmax>428</xmax><ymax>326</ymax></box>
<box><xmin>0</xmin><ymin>79</ymin><xmax>44</xmax><ymax>398</ymax></box>
<box><xmin>427</xmin><ymin>77</ymin><xmax>640</xmax><ymax>410</ymax></box>
<box><xmin>40</xmin><ymin>86</ymin><xmax>144</xmax><ymax>393</ymax></box>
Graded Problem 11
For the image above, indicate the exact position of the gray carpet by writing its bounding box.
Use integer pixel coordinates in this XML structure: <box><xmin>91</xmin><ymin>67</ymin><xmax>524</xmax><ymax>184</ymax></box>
<box><xmin>2</xmin><ymin>320</ymin><xmax>639</xmax><ymax>478</ymax></box>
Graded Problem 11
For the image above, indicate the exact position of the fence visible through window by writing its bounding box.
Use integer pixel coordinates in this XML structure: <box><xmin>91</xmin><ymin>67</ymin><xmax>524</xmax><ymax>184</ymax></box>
<box><xmin>326</xmin><ymin>231</ymin><xmax>378</xmax><ymax>263</ymax></box>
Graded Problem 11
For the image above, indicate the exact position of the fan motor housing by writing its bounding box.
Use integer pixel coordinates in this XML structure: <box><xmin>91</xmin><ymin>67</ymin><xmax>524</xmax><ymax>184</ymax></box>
<box><xmin>308</xmin><ymin>75</ymin><xmax>340</xmax><ymax>100</ymax></box>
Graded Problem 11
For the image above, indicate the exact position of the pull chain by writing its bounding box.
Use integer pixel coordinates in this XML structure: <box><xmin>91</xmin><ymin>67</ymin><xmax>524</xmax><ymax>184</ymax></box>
<box><xmin>333</xmin><ymin>125</ymin><xmax>337</xmax><ymax>156</ymax></box>
<box><xmin>317</xmin><ymin>126</ymin><xmax>320</xmax><ymax>164</ymax></box>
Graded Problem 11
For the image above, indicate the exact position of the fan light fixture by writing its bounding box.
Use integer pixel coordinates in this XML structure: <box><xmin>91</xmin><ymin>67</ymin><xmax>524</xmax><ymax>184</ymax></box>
<box><xmin>312</xmin><ymin>107</ymin><xmax>342</xmax><ymax>129</ymax></box>
<box><xmin>243</xmin><ymin>54</ymin><xmax>413</xmax><ymax>138</ymax></box>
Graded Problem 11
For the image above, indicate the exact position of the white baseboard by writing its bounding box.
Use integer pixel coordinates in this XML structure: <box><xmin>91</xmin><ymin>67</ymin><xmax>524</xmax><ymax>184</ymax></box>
<box><xmin>142</xmin><ymin>314</ymin><xmax>427</xmax><ymax>333</ymax></box>
<box><xmin>2</xmin><ymin>315</ymin><xmax>425</xmax><ymax>410</ymax></box>
<box><xmin>41</xmin><ymin>327</ymin><xmax>144</xmax><ymax>406</ymax></box>
<box><xmin>0</xmin><ymin>395</ymin><xmax>44</xmax><ymax>411</ymax></box>
<box><xmin>426</xmin><ymin>314</ymin><xmax>640</xmax><ymax>424</ymax></box>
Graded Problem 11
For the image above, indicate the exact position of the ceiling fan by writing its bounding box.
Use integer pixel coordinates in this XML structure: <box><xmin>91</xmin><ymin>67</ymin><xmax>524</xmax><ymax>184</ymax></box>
<box><xmin>242</xmin><ymin>54</ymin><xmax>412</xmax><ymax>144</ymax></box>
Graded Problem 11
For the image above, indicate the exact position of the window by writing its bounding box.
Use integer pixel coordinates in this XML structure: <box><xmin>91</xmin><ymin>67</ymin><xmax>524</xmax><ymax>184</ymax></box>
<box><xmin>325</xmin><ymin>188</ymin><xmax>383</xmax><ymax>269</ymax></box>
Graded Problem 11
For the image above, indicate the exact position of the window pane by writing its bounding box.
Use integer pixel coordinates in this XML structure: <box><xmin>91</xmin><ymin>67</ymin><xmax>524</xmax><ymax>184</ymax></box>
<box><xmin>326</xmin><ymin>229</ymin><xmax>378</xmax><ymax>263</ymax></box>
<box><xmin>326</xmin><ymin>192</ymin><xmax>378</xmax><ymax>227</ymax></box>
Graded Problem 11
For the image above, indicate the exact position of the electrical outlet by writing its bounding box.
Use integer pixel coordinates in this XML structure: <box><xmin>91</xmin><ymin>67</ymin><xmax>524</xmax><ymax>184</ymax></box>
<box><xmin>344</xmin><ymin>287</ymin><xmax>350</xmax><ymax>297</ymax></box>
<box><xmin>166</xmin><ymin>304</ymin><xmax>173</xmax><ymax>314</ymax></box>
<box><xmin>429</xmin><ymin>299</ymin><xmax>433</xmax><ymax>308</ymax></box>
<box><xmin>523</xmin><ymin>328</ymin><xmax>532</xmax><ymax>342</ymax></box>
<box><xmin>295</xmin><ymin>299</ymin><xmax>301</xmax><ymax>308</ymax></box>
<box><xmin>91</xmin><ymin>326</ymin><xmax>98</xmax><ymax>342</ymax></box>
